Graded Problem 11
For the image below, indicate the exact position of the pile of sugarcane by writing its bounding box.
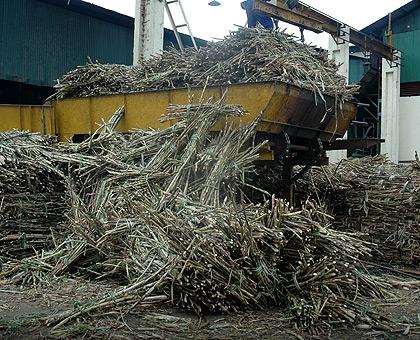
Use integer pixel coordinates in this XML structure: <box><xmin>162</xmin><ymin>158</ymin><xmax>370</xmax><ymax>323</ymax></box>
<box><xmin>49</xmin><ymin>28</ymin><xmax>358</xmax><ymax>102</ymax></box>
<box><xmin>0</xmin><ymin>102</ymin><xmax>394</xmax><ymax>331</ymax></box>
<box><xmin>297</xmin><ymin>156</ymin><xmax>420</xmax><ymax>266</ymax></box>
<box><xmin>0</xmin><ymin>131</ymin><xmax>67</xmax><ymax>259</ymax></box>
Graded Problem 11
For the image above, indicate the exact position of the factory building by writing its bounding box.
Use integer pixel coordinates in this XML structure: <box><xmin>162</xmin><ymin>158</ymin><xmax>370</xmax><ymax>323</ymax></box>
<box><xmin>0</xmin><ymin>0</ymin><xmax>205</xmax><ymax>105</ymax></box>
<box><xmin>349</xmin><ymin>0</ymin><xmax>420</xmax><ymax>162</ymax></box>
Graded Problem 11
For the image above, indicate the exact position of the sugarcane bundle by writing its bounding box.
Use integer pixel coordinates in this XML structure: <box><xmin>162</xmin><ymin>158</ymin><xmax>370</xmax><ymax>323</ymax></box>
<box><xmin>38</xmin><ymin>197</ymin><xmax>388</xmax><ymax>331</ymax></box>
<box><xmin>0</xmin><ymin>131</ymin><xmax>67</xmax><ymax>258</ymax></box>
<box><xmin>49</xmin><ymin>28</ymin><xmax>358</xmax><ymax>103</ymax></box>
<box><xmin>297</xmin><ymin>156</ymin><xmax>420</xmax><ymax>265</ymax></box>
<box><xmin>0</xmin><ymin>131</ymin><xmax>59</xmax><ymax>194</ymax></box>
<box><xmin>1</xmin><ymin>103</ymin><xmax>393</xmax><ymax>331</ymax></box>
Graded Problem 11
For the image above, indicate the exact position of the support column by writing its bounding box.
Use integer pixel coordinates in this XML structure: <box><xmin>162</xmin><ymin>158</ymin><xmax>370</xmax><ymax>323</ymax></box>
<box><xmin>133</xmin><ymin>0</ymin><xmax>165</xmax><ymax>64</ymax></box>
<box><xmin>380</xmin><ymin>56</ymin><xmax>401</xmax><ymax>163</ymax></box>
<box><xmin>327</xmin><ymin>25</ymin><xmax>350</xmax><ymax>163</ymax></box>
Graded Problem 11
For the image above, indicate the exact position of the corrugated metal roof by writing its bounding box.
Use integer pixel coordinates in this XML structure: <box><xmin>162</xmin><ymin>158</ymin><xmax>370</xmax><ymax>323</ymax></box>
<box><xmin>0</xmin><ymin>0</ymin><xmax>135</xmax><ymax>86</ymax></box>
<box><xmin>38</xmin><ymin>0</ymin><xmax>134</xmax><ymax>28</ymax></box>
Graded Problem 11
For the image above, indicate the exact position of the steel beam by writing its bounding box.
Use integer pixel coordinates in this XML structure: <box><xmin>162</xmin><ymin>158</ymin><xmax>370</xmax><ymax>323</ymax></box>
<box><xmin>326</xmin><ymin>138</ymin><xmax>384</xmax><ymax>151</ymax></box>
<box><xmin>253</xmin><ymin>0</ymin><xmax>397</xmax><ymax>61</ymax></box>
<box><xmin>252</xmin><ymin>1</ymin><xmax>323</xmax><ymax>32</ymax></box>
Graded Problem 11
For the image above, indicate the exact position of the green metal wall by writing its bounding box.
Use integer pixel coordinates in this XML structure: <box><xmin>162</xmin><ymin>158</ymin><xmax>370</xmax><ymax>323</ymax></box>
<box><xmin>0</xmin><ymin>0</ymin><xmax>134</xmax><ymax>87</ymax></box>
<box><xmin>0</xmin><ymin>0</ymin><xmax>205</xmax><ymax>88</ymax></box>
<box><xmin>382</xmin><ymin>6</ymin><xmax>420</xmax><ymax>83</ymax></box>
<box><xmin>392</xmin><ymin>6</ymin><xmax>420</xmax><ymax>34</ymax></box>
<box><xmin>349</xmin><ymin>6</ymin><xmax>420</xmax><ymax>84</ymax></box>
<box><xmin>393</xmin><ymin>30</ymin><xmax>420</xmax><ymax>83</ymax></box>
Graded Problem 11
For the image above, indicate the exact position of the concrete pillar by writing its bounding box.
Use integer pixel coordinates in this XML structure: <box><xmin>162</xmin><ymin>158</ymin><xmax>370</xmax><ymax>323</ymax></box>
<box><xmin>328</xmin><ymin>26</ymin><xmax>350</xmax><ymax>79</ymax></box>
<box><xmin>381</xmin><ymin>56</ymin><xmax>401</xmax><ymax>163</ymax></box>
<box><xmin>133</xmin><ymin>0</ymin><xmax>165</xmax><ymax>64</ymax></box>
<box><xmin>327</xmin><ymin>25</ymin><xmax>350</xmax><ymax>162</ymax></box>
<box><xmin>399</xmin><ymin>96</ymin><xmax>420</xmax><ymax>162</ymax></box>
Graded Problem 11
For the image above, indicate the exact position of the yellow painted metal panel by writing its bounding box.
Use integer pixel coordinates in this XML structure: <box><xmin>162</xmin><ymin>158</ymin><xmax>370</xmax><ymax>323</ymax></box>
<box><xmin>53</xmin><ymin>83</ymin><xmax>277</xmax><ymax>139</ymax></box>
<box><xmin>52</xmin><ymin>82</ymin><xmax>356</xmax><ymax>141</ymax></box>
<box><xmin>91</xmin><ymin>95</ymin><xmax>126</xmax><ymax>132</ymax></box>
<box><xmin>223</xmin><ymin>84</ymin><xmax>273</xmax><ymax>127</ymax></box>
<box><xmin>125</xmin><ymin>91</ymin><xmax>170</xmax><ymax>130</ymax></box>
<box><xmin>0</xmin><ymin>105</ymin><xmax>55</xmax><ymax>135</ymax></box>
<box><xmin>0</xmin><ymin>106</ymin><xmax>23</xmax><ymax>131</ymax></box>
<box><xmin>0</xmin><ymin>82</ymin><xmax>358</xmax><ymax>164</ymax></box>
<box><xmin>55</xmin><ymin>98</ymin><xmax>91</xmax><ymax>136</ymax></box>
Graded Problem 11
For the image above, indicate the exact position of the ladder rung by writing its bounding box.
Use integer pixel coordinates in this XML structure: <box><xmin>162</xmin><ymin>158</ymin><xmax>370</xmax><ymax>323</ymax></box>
<box><xmin>164</xmin><ymin>0</ymin><xmax>198</xmax><ymax>51</ymax></box>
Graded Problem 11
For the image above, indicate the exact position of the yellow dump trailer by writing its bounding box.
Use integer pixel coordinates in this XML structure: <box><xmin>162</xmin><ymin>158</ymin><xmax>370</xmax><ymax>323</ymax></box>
<box><xmin>52</xmin><ymin>82</ymin><xmax>356</xmax><ymax>142</ymax></box>
<box><xmin>0</xmin><ymin>81</ymin><xmax>357</xmax><ymax>164</ymax></box>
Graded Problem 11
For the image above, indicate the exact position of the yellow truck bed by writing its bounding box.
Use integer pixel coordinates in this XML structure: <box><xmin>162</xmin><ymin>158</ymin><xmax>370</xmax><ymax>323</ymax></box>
<box><xmin>0</xmin><ymin>81</ymin><xmax>357</xmax><ymax>163</ymax></box>
<box><xmin>52</xmin><ymin>81</ymin><xmax>356</xmax><ymax>142</ymax></box>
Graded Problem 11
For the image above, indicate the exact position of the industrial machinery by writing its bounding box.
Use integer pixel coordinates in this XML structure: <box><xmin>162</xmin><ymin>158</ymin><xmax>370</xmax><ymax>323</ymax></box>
<box><xmin>252</xmin><ymin>0</ymin><xmax>398</xmax><ymax>62</ymax></box>
<box><xmin>0</xmin><ymin>81</ymin><xmax>357</xmax><ymax>164</ymax></box>
<box><xmin>0</xmin><ymin>0</ymin><xmax>394</xmax><ymax>170</ymax></box>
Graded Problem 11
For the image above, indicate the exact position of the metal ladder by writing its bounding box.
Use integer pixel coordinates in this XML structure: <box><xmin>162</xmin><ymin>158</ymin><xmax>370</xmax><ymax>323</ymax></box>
<box><xmin>164</xmin><ymin>0</ymin><xmax>198</xmax><ymax>52</ymax></box>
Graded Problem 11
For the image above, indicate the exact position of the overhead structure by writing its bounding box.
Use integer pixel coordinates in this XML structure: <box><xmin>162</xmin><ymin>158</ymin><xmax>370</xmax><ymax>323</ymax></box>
<box><xmin>253</xmin><ymin>0</ymin><xmax>399</xmax><ymax>62</ymax></box>
<box><xmin>252</xmin><ymin>0</ymin><xmax>401</xmax><ymax>161</ymax></box>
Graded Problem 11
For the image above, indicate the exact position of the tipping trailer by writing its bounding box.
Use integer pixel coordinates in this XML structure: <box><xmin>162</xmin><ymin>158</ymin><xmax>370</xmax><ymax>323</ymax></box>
<box><xmin>2</xmin><ymin>80</ymin><xmax>384</xmax><ymax>199</ymax></box>
<box><xmin>0</xmin><ymin>81</ymin><xmax>360</xmax><ymax>167</ymax></box>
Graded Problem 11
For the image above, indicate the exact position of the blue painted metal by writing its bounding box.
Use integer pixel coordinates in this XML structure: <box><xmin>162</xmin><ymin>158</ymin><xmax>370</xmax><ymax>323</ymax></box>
<box><xmin>0</xmin><ymin>0</ymin><xmax>206</xmax><ymax>87</ymax></box>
